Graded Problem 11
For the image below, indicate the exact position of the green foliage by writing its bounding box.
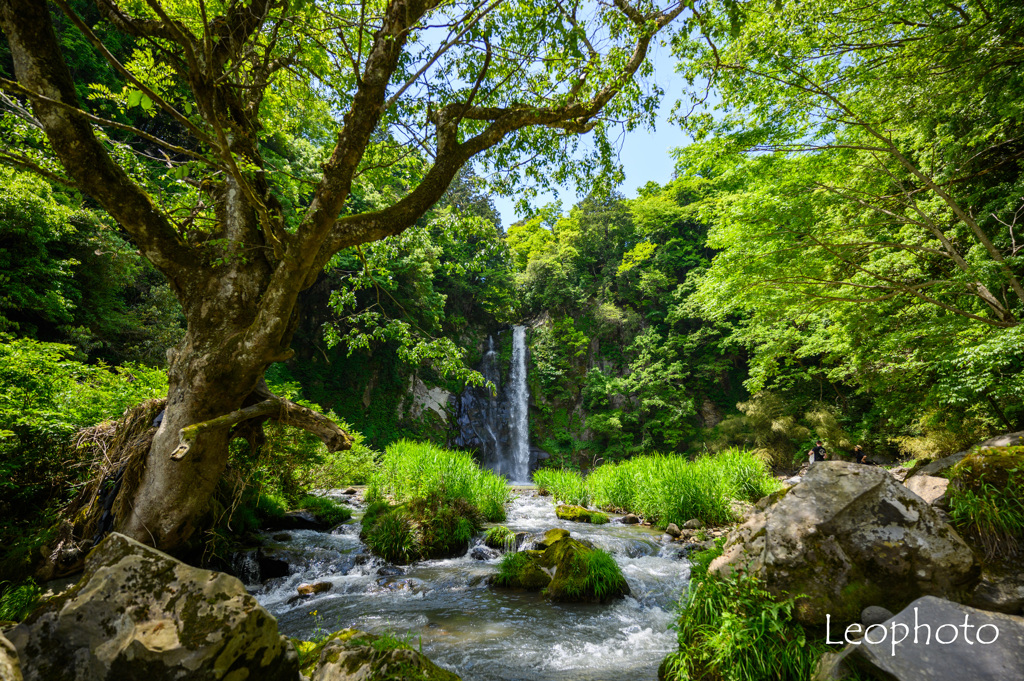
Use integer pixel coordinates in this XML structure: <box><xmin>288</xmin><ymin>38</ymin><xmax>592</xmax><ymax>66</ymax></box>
<box><xmin>0</xmin><ymin>335</ymin><xmax>167</xmax><ymax>547</ymax></box>
<box><xmin>492</xmin><ymin>552</ymin><xmax>538</xmax><ymax>588</ymax></box>
<box><xmin>0</xmin><ymin>578</ymin><xmax>41</xmax><ymax>622</ymax></box>
<box><xmin>298</xmin><ymin>496</ymin><xmax>353</xmax><ymax>527</ymax></box>
<box><xmin>366</xmin><ymin>439</ymin><xmax>511</xmax><ymax>522</ymax></box>
<box><xmin>584</xmin><ymin>449</ymin><xmax>780</xmax><ymax>527</ymax></box>
<box><xmin>662</xmin><ymin>541</ymin><xmax>823</xmax><ymax>681</ymax></box>
<box><xmin>947</xmin><ymin>447</ymin><xmax>1024</xmax><ymax>560</ymax></box>
<box><xmin>555</xmin><ymin>505</ymin><xmax>609</xmax><ymax>524</ymax></box>
<box><xmin>483</xmin><ymin>525</ymin><xmax>516</xmax><ymax>552</ymax></box>
<box><xmin>532</xmin><ymin>468</ymin><xmax>589</xmax><ymax>507</ymax></box>
<box><xmin>545</xmin><ymin>540</ymin><xmax>630</xmax><ymax>603</ymax></box>
<box><xmin>363</xmin><ymin>510</ymin><xmax>419</xmax><ymax>565</ymax></box>
<box><xmin>574</xmin><ymin>549</ymin><xmax>627</xmax><ymax>602</ymax></box>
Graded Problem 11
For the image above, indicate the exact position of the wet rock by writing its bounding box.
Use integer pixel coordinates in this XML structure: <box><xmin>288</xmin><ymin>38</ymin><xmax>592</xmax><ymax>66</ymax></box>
<box><xmin>264</xmin><ymin>509</ymin><xmax>328</xmax><ymax>531</ymax></box>
<box><xmin>536</xmin><ymin>528</ymin><xmax>570</xmax><ymax>548</ymax></box>
<box><xmin>834</xmin><ymin>596</ymin><xmax>1024</xmax><ymax>681</ymax></box>
<box><xmin>682</xmin><ymin>519</ymin><xmax>704</xmax><ymax>530</ymax></box>
<box><xmin>861</xmin><ymin>606</ymin><xmax>894</xmax><ymax>626</ymax></box>
<box><xmin>6</xmin><ymin>532</ymin><xmax>298</xmax><ymax>681</ymax></box>
<box><xmin>310</xmin><ymin>629</ymin><xmax>460</xmax><ymax>681</ymax></box>
<box><xmin>555</xmin><ymin>505</ymin><xmax>609</xmax><ymax>524</ymax></box>
<box><xmin>665</xmin><ymin>523</ymin><xmax>682</xmax><ymax>538</ymax></box>
<box><xmin>0</xmin><ymin>632</ymin><xmax>21</xmax><ymax>681</ymax></box>
<box><xmin>659</xmin><ymin>534</ymin><xmax>674</xmax><ymax>543</ymax></box>
<box><xmin>710</xmin><ymin>462</ymin><xmax>979</xmax><ymax>626</ymax></box>
<box><xmin>483</xmin><ymin>525</ymin><xmax>516</xmax><ymax>551</ymax></box>
<box><xmin>298</xmin><ymin>582</ymin><xmax>332</xmax><ymax>596</ymax></box>
<box><xmin>904</xmin><ymin>474</ymin><xmax>950</xmax><ymax>507</ymax></box>
<box><xmin>376</xmin><ymin>565</ymin><xmax>405</xmax><ymax>577</ymax></box>
<box><xmin>471</xmin><ymin>546</ymin><xmax>500</xmax><ymax>561</ymax></box>
<box><xmin>342</xmin><ymin>487</ymin><xmax>358</xmax><ymax>495</ymax></box>
<box><xmin>271</xmin><ymin>532</ymin><xmax>292</xmax><ymax>542</ymax></box>
<box><xmin>620</xmin><ymin>513</ymin><xmax>640</xmax><ymax>524</ymax></box>
<box><xmin>541</xmin><ymin>535</ymin><xmax>630</xmax><ymax>604</ymax></box>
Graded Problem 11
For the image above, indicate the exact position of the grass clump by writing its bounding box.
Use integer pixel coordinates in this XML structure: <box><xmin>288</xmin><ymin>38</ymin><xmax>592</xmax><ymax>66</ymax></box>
<box><xmin>660</xmin><ymin>540</ymin><xmax>823</xmax><ymax>681</ymax></box>
<box><xmin>533</xmin><ymin>468</ymin><xmax>589</xmax><ymax>506</ymax></box>
<box><xmin>0</xmin><ymin>578</ymin><xmax>41</xmax><ymax>621</ymax></box>
<box><xmin>298</xmin><ymin>495</ymin><xmax>353</xmax><ymax>526</ymax></box>
<box><xmin>366</xmin><ymin>439</ymin><xmax>511</xmax><ymax>521</ymax></box>
<box><xmin>361</xmin><ymin>492</ymin><xmax>484</xmax><ymax>563</ymax></box>
<box><xmin>947</xmin><ymin>446</ymin><xmax>1024</xmax><ymax>560</ymax></box>
<box><xmin>484</xmin><ymin>525</ymin><xmax>517</xmax><ymax>551</ymax></box>
<box><xmin>491</xmin><ymin>552</ymin><xmax>551</xmax><ymax>591</ymax></box>
<box><xmin>546</xmin><ymin>541</ymin><xmax>630</xmax><ymax>603</ymax></box>
<box><xmin>584</xmin><ymin>448</ymin><xmax>780</xmax><ymax>527</ymax></box>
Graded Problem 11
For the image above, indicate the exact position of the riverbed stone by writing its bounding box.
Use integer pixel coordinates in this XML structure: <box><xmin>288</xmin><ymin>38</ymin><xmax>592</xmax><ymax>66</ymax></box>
<box><xmin>298</xmin><ymin>581</ymin><xmax>332</xmax><ymax>596</ymax></box>
<box><xmin>555</xmin><ymin>505</ymin><xmax>609</xmax><ymax>524</ymax></box>
<box><xmin>543</xmin><ymin>536</ymin><xmax>630</xmax><ymax>603</ymax></box>
<box><xmin>6</xmin><ymin>532</ymin><xmax>298</xmax><ymax>681</ymax></box>
<box><xmin>665</xmin><ymin>524</ymin><xmax>682</xmax><ymax>538</ymax></box>
<box><xmin>0</xmin><ymin>632</ymin><xmax>21</xmax><ymax>681</ymax></box>
<box><xmin>861</xmin><ymin>606</ymin><xmax>894</xmax><ymax>626</ymax></box>
<box><xmin>682</xmin><ymin>519</ymin><xmax>704</xmax><ymax>530</ymax></box>
<box><xmin>620</xmin><ymin>513</ymin><xmax>640</xmax><ymax>525</ymax></box>
<box><xmin>837</xmin><ymin>596</ymin><xmax>1024</xmax><ymax>680</ymax></box>
<box><xmin>310</xmin><ymin>629</ymin><xmax>460</xmax><ymax>680</ymax></box>
<box><xmin>969</xmin><ymin>564</ymin><xmax>1024</xmax><ymax>616</ymax></box>
<box><xmin>709</xmin><ymin>462</ymin><xmax>978</xmax><ymax>626</ymax></box>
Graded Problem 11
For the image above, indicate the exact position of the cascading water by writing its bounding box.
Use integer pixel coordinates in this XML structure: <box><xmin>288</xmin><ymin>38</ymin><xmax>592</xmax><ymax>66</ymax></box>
<box><xmin>506</xmin><ymin>325</ymin><xmax>530</xmax><ymax>483</ymax></box>
<box><xmin>255</xmin><ymin>491</ymin><xmax>690</xmax><ymax>681</ymax></box>
<box><xmin>453</xmin><ymin>327</ymin><xmax>536</xmax><ymax>482</ymax></box>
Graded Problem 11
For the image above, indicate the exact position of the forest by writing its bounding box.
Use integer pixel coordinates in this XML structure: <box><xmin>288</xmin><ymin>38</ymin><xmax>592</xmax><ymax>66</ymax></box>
<box><xmin>1</xmin><ymin>0</ymin><xmax>1023</xmax><ymax>680</ymax></box>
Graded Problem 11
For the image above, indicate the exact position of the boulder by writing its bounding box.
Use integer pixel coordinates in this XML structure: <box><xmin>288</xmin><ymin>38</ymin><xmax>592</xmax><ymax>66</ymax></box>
<box><xmin>970</xmin><ymin>565</ymin><xmax>1024</xmax><ymax>616</ymax></box>
<box><xmin>310</xmin><ymin>629</ymin><xmax>460</xmax><ymax>681</ymax></box>
<box><xmin>665</xmin><ymin>524</ymin><xmax>682</xmax><ymax>538</ymax></box>
<box><xmin>0</xmin><ymin>632</ymin><xmax>21</xmax><ymax>681</ymax></box>
<box><xmin>555</xmin><ymin>505</ymin><xmax>609</xmax><ymax>524</ymax></box>
<box><xmin>541</xmin><ymin>536</ymin><xmax>630</xmax><ymax>604</ymax></box>
<box><xmin>683</xmin><ymin>519</ymin><xmax>705</xmax><ymax>530</ymax></box>
<box><xmin>861</xmin><ymin>606</ymin><xmax>894</xmax><ymax>626</ymax></box>
<box><xmin>620</xmin><ymin>514</ymin><xmax>640</xmax><ymax>525</ymax></box>
<box><xmin>710</xmin><ymin>462</ymin><xmax>978</xmax><ymax>626</ymax></box>
<box><xmin>488</xmin><ymin>552</ymin><xmax>551</xmax><ymax>591</ymax></box>
<box><xmin>470</xmin><ymin>546</ymin><xmax>499</xmax><ymax>561</ymax></box>
<box><xmin>904</xmin><ymin>474</ymin><xmax>950</xmax><ymax>507</ymax></box>
<box><xmin>6</xmin><ymin>533</ymin><xmax>298</xmax><ymax>681</ymax></box>
<box><xmin>912</xmin><ymin>430</ymin><xmax>1024</xmax><ymax>478</ymax></box>
<box><xmin>836</xmin><ymin>596</ymin><xmax>1024</xmax><ymax>680</ymax></box>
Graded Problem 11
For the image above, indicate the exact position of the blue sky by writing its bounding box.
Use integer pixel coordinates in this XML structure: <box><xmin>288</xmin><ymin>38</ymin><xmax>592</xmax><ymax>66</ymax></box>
<box><xmin>490</xmin><ymin>43</ymin><xmax>694</xmax><ymax>227</ymax></box>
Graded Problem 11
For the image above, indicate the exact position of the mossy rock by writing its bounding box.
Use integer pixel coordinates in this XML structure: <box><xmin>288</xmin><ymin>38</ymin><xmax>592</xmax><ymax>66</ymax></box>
<box><xmin>294</xmin><ymin>629</ymin><xmax>362</xmax><ymax>677</ymax></box>
<box><xmin>544</xmin><ymin>538</ymin><xmax>630</xmax><ymax>604</ymax></box>
<box><xmin>537</xmin><ymin>528</ymin><xmax>570</xmax><ymax>548</ymax></box>
<box><xmin>309</xmin><ymin>629</ymin><xmax>461</xmax><ymax>681</ymax></box>
<box><xmin>490</xmin><ymin>552</ymin><xmax>552</xmax><ymax>591</ymax></box>
<box><xmin>483</xmin><ymin>526</ymin><xmax>517</xmax><ymax>551</ymax></box>
<box><xmin>555</xmin><ymin>505</ymin><xmax>609</xmax><ymax>524</ymax></box>
<box><xmin>948</xmin><ymin>446</ymin><xmax>1024</xmax><ymax>491</ymax></box>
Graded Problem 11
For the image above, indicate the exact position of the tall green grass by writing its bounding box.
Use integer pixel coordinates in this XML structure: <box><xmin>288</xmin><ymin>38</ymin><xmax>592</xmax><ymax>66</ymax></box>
<box><xmin>366</xmin><ymin>439</ymin><xmax>512</xmax><ymax>521</ymax></box>
<box><xmin>661</xmin><ymin>541</ymin><xmax>824</xmax><ymax>681</ymax></box>
<box><xmin>533</xmin><ymin>468</ymin><xmax>589</xmax><ymax>506</ymax></box>
<box><xmin>574</xmin><ymin>448</ymin><xmax>780</xmax><ymax>527</ymax></box>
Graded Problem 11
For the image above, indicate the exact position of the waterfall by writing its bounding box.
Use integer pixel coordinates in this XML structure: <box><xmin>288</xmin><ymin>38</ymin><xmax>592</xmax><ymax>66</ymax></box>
<box><xmin>452</xmin><ymin>326</ymin><xmax>532</xmax><ymax>482</ymax></box>
<box><xmin>507</xmin><ymin>325</ymin><xmax>531</xmax><ymax>482</ymax></box>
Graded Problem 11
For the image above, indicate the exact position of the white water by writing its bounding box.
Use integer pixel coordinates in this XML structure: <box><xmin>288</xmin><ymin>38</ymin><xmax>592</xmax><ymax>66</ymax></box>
<box><xmin>254</xmin><ymin>492</ymin><xmax>690</xmax><ymax>681</ymax></box>
<box><xmin>507</xmin><ymin>326</ymin><xmax>531</xmax><ymax>483</ymax></box>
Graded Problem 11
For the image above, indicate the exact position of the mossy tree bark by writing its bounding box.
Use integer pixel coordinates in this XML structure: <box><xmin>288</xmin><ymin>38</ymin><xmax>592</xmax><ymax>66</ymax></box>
<box><xmin>0</xmin><ymin>0</ymin><xmax>690</xmax><ymax>551</ymax></box>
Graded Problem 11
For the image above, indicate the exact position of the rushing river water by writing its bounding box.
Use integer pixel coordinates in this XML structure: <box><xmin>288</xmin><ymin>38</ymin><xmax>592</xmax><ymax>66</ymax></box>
<box><xmin>254</xmin><ymin>491</ymin><xmax>691</xmax><ymax>681</ymax></box>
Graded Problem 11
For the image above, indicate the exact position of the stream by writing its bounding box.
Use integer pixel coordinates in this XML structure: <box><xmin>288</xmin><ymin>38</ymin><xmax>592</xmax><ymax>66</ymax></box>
<box><xmin>253</xmin><ymin>491</ymin><xmax>691</xmax><ymax>681</ymax></box>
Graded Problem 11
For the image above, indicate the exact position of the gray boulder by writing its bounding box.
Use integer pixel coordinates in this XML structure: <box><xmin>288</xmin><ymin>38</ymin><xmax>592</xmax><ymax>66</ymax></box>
<box><xmin>904</xmin><ymin>474</ymin><xmax>950</xmax><ymax>507</ymax></box>
<box><xmin>836</xmin><ymin>596</ymin><xmax>1024</xmax><ymax>680</ymax></box>
<box><xmin>861</xmin><ymin>606</ymin><xmax>894</xmax><ymax>626</ymax></box>
<box><xmin>0</xmin><ymin>632</ymin><xmax>21</xmax><ymax>681</ymax></box>
<box><xmin>7</xmin><ymin>532</ymin><xmax>297</xmax><ymax>681</ymax></box>
<box><xmin>970</xmin><ymin>565</ymin><xmax>1024</xmax><ymax>616</ymax></box>
<box><xmin>710</xmin><ymin>462</ymin><xmax>978</xmax><ymax>626</ymax></box>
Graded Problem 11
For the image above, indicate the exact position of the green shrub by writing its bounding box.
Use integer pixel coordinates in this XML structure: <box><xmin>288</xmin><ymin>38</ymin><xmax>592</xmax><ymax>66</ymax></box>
<box><xmin>532</xmin><ymin>468</ymin><xmax>589</xmax><ymax>506</ymax></box>
<box><xmin>366</xmin><ymin>439</ymin><xmax>511</xmax><ymax>522</ymax></box>
<box><xmin>947</xmin><ymin>446</ymin><xmax>1024</xmax><ymax>560</ymax></box>
<box><xmin>364</xmin><ymin>510</ymin><xmax>418</xmax><ymax>564</ymax></box>
<box><xmin>484</xmin><ymin>525</ymin><xmax>516</xmax><ymax>551</ymax></box>
<box><xmin>298</xmin><ymin>495</ymin><xmax>353</xmax><ymax>526</ymax></box>
<box><xmin>661</xmin><ymin>540</ymin><xmax>823</xmax><ymax>681</ymax></box>
<box><xmin>0</xmin><ymin>578</ymin><xmax>41</xmax><ymax>621</ymax></box>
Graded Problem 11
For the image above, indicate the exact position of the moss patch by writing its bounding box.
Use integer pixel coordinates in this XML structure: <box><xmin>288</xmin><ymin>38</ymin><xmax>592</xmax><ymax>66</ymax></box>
<box><xmin>361</xmin><ymin>493</ymin><xmax>484</xmax><ymax>564</ymax></box>
<box><xmin>555</xmin><ymin>505</ymin><xmax>609</xmax><ymax>524</ymax></box>
<box><xmin>490</xmin><ymin>552</ymin><xmax>551</xmax><ymax>591</ymax></box>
